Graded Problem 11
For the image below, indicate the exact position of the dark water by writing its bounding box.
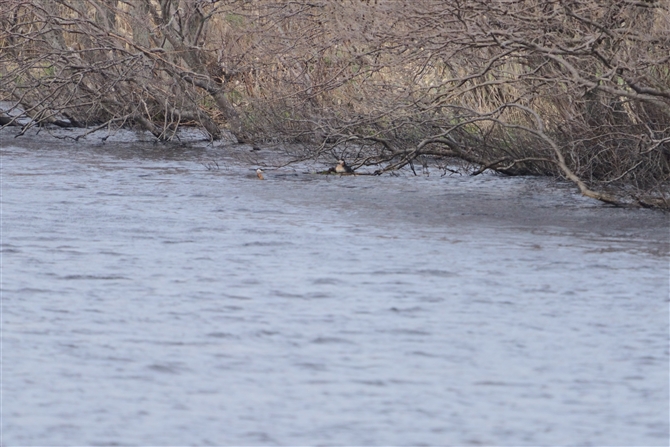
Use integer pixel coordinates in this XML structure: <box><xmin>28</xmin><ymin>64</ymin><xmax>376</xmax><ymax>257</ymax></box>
<box><xmin>2</xmin><ymin>129</ymin><xmax>668</xmax><ymax>446</ymax></box>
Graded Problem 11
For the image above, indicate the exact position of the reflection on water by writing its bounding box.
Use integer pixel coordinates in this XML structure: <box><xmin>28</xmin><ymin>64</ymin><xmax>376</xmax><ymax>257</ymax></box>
<box><xmin>2</xmin><ymin>130</ymin><xmax>669</xmax><ymax>446</ymax></box>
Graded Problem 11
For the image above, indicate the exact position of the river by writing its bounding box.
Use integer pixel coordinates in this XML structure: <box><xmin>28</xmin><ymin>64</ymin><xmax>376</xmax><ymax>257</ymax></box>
<box><xmin>2</xmin><ymin>128</ymin><xmax>668</xmax><ymax>446</ymax></box>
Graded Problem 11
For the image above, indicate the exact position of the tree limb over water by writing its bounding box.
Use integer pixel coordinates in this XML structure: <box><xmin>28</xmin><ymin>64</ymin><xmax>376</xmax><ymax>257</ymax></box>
<box><xmin>1</xmin><ymin>0</ymin><xmax>668</xmax><ymax>208</ymax></box>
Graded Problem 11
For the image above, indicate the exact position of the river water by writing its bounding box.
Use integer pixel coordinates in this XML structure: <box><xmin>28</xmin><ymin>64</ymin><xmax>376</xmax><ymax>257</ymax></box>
<box><xmin>2</xmin><ymin>129</ymin><xmax>668</xmax><ymax>446</ymax></box>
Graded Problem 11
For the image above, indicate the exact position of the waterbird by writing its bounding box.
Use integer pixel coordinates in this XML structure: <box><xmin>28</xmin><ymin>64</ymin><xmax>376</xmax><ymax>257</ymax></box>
<box><xmin>256</xmin><ymin>168</ymin><xmax>264</xmax><ymax>180</ymax></box>
<box><xmin>335</xmin><ymin>159</ymin><xmax>354</xmax><ymax>174</ymax></box>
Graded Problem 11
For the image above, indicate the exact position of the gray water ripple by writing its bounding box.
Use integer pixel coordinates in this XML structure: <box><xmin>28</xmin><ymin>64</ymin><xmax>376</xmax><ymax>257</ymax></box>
<box><xmin>1</xmin><ymin>132</ymin><xmax>669</xmax><ymax>446</ymax></box>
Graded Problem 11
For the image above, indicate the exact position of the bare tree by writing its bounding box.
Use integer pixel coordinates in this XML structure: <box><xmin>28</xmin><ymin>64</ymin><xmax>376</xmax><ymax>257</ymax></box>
<box><xmin>1</xmin><ymin>0</ymin><xmax>668</xmax><ymax>207</ymax></box>
<box><xmin>0</xmin><ymin>0</ymin><xmax>245</xmax><ymax>140</ymax></box>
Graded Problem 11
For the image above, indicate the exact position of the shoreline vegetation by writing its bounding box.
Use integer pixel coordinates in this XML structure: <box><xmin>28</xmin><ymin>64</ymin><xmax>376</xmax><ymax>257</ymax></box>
<box><xmin>1</xmin><ymin>1</ymin><xmax>668</xmax><ymax>208</ymax></box>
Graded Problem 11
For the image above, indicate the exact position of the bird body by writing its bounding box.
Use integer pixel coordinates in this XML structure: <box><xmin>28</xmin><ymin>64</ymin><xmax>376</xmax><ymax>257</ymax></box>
<box><xmin>335</xmin><ymin>160</ymin><xmax>354</xmax><ymax>174</ymax></box>
<box><xmin>256</xmin><ymin>168</ymin><xmax>264</xmax><ymax>180</ymax></box>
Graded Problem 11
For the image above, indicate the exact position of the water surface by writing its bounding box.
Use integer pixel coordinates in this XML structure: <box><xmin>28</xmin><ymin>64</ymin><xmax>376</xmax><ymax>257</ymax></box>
<box><xmin>2</xmin><ymin>130</ymin><xmax>668</xmax><ymax>446</ymax></box>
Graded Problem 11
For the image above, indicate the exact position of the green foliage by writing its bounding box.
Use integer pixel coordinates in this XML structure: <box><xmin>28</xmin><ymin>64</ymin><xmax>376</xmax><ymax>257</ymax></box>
<box><xmin>226</xmin><ymin>89</ymin><xmax>244</xmax><ymax>105</ymax></box>
<box><xmin>224</xmin><ymin>14</ymin><xmax>244</xmax><ymax>27</ymax></box>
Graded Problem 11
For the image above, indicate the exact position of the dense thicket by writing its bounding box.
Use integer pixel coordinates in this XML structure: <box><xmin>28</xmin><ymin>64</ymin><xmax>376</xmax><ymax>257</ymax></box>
<box><xmin>1</xmin><ymin>1</ymin><xmax>669</xmax><ymax>207</ymax></box>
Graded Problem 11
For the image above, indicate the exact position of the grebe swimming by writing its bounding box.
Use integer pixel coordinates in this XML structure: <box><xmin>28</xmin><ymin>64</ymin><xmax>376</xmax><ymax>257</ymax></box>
<box><xmin>335</xmin><ymin>160</ymin><xmax>354</xmax><ymax>174</ymax></box>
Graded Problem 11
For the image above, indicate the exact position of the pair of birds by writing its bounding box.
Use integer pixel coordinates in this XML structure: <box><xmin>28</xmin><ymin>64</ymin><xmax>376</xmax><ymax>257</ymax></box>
<box><xmin>256</xmin><ymin>160</ymin><xmax>354</xmax><ymax>180</ymax></box>
<box><xmin>324</xmin><ymin>159</ymin><xmax>354</xmax><ymax>175</ymax></box>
